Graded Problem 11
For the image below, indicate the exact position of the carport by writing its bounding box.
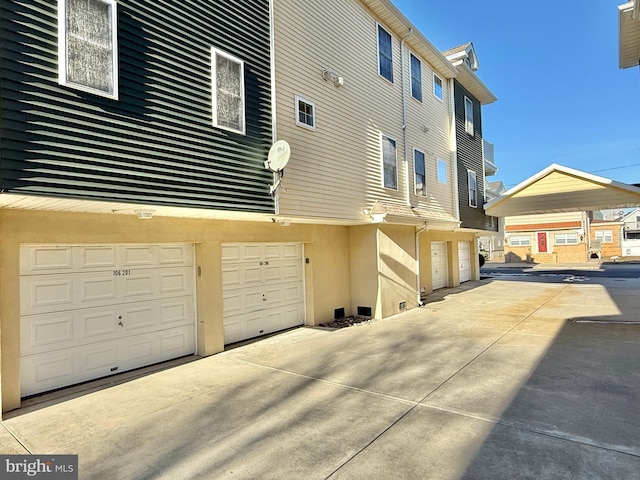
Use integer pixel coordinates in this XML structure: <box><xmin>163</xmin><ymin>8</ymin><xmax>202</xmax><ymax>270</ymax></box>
<box><xmin>484</xmin><ymin>164</ymin><xmax>640</xmax><ymax>217</ymax></box>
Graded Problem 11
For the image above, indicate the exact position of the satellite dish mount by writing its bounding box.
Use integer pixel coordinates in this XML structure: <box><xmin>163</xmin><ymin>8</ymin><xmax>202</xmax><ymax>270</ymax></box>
<box><xmin>265</xmin><ymin>140</ymin><xmax>291</xmax><ymax>197</ymax></box>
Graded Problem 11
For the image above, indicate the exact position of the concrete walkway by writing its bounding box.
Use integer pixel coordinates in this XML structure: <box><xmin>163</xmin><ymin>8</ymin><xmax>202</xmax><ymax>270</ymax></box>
<box><xmin>2</xmin><ymin>275</ymin><xmax>640</xmax><ymax>479</ymax></box>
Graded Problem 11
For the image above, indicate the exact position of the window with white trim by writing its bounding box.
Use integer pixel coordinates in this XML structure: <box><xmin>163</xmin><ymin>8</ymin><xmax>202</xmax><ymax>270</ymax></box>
<box><xmin>414</xmin><ymin>148</ymin><xmax>426</xmax><ymax>195</ymax></box>
<box><xmin>595</xmin><ymin>230</ymin><xmax>613</xmax><ymax>243</ymax></box>
<box><xmin>212</xmin><ymin>47</ymin><xmax>245</xmax><ymax>134</ymax></box>
<box><xmin>58</xmin><ymin>0</ymin><xmax>118</xmax><ymax>98</ymax></box>
<box><xmin>410</xmin><ymin>53</ymin><xmax>422</xmax><ymax>101</ymax></box>
<box><xmin>510</xmin><ymin>235</ymin><xmax>530</xmax><ymax>247</ymax></box>
<box><xmin>468</xmin><ymin>170</ymin><xmax>478</xmax><ymax>207</ymax></box>
<box><xmin>433</xmin><ymin>74</ymin><xmax>443</xmax><ymax>101</ymax></box>
<box><xmin>382</xmin><ymin>134</ymin><xmax>397</xmax><ymax>190</ymax></box>
<box><xmin>437</xmin><ymin>158</ymin><xmax>447</xmax><ymax>184</ymax></box>
<box><xmin>555</xmin><ymin>233</ymin><xmax>579</xmax><ymax>245</ymax></box>
<box><xmin>377</xmin><ymin>24</ymin><xmax>393</xmax><ymax>82</ymax></box>
<box><xmin>295</xmin><ymin>95</ymin><xmax>315</xmax><ymax>130</ymax></box>
<box><xmin>464</xmin><ymin>96</ymin><xmax>474</xmax><ymax>135</ymax></box>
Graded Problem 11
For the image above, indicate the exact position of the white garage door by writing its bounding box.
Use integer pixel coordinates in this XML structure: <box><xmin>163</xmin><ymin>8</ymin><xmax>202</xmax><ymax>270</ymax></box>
<box><xmin>458</xmin><ymin>241</ymin><xmax>471</xmax><ymax>283</ymax></box>
<box><xmin>431</xmin><ymin>242</ymin><xmax>448</xmax><ymax>290</ymax></box>
<box><xmin>20</xmin><ymin>244</ymin><xmax>196</xmax><ymax>397</ymax></box>
<box><xmin>222</xmin><ymin>243</ymin><xmax>305</xmax><ymax>344</ymax></box>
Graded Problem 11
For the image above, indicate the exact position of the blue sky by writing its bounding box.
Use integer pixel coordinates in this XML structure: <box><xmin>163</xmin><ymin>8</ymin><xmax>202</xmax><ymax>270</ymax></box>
<box><xmin>393</xmin><ymin>0</ymin><xmax>640</xmax><ymax>189</ymax></box>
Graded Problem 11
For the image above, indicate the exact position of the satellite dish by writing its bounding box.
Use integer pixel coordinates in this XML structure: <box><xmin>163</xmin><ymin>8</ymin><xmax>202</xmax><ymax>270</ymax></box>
<box><xmin>265</xmin><ymin>140</ymin><xmax>291</xmax><ymax>172</ymax></box>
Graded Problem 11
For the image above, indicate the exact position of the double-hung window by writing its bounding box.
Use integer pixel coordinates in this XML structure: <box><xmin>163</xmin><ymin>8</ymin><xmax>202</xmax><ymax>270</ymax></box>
<box><xmin>595</xmin><ymin>230</ymin><xmax>613</xmax><ymax>243</ymax></box>
<box><xmin>464</xmin><ymin>96</ymin><xmax>474</xmax><ymax>135</ymax></box>
<box><xmin>212</xmin><ymin>48</ymin><xmax>245</xmax><ymax>134</ymax></box>
<box><xmin>555</xmin><ymin>233</ymin><xmax>579</xmax><ymax>245</ymax></box>
<box><xmin>410</xmin><ymin>53</ymin><xmax>422</xmax><ymax>101</ymax></box>
<box><xmin>58</xmin><ymin>0</ymin><xmax>118</xmax><ymax>98</ymax></box>
<box><xmin>382</xmin><ymin>135</ymin><xmax>397</xmax><ymax>190</ymax></box>
<box><xmin>377</xmin><ymin>25</ymin><xmax>393</xmax><ymax>82</ymax></box>
<box><xmin>295</xmin><ymin>95</ymin><xmax>315</xmax><ymax>130</ymax></box>
<box><xmin>468</xmin><ymin>170</ymin><xmax>478</xmax><ymax>207</ymax></box>
<box><xmin>510</xmin><ymin>236</ymin><xmax>530</xmax><ymax>247</ymax></box>
<box><xmin>414</xmin><ymin>149</ymin><xmax>426</xmax><ymax>195</ymax></box>
<box><xmin>433</xmin><ymin>74</ymin><xmax>443</xmax><ymax>101</ymax></box>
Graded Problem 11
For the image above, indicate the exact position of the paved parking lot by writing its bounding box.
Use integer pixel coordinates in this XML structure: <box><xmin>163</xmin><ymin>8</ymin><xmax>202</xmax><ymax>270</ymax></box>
<box><xmin>2</xmin><ymin>275</ymin><xmax>640</xmax><ymax>479</ymax></box>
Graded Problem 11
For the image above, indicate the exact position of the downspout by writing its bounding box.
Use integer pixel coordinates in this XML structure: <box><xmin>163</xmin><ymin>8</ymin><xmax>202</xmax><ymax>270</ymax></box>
<box><xmin>415</xmin><ymin>225</ymin><xmax>429</xmax><ymax>306</ymax></box>
<box><xmin>268</xmin><ymin>0</ymin><xmax>280</xmax><ymax>215</ymax></box>
<box><xmin>449</xmin><ymin>77</ymin><xmax>461</xmax><ymax>222</ymax></box>
<box><xmin>400</xmin><ymin>28</ymin><xmax>413</xmax><ymax>207</ymax></box>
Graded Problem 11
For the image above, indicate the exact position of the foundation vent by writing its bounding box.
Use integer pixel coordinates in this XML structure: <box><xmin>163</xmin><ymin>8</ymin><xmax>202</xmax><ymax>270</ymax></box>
<box><xmin>334</xmin><ymin>307</ymin><xmax>346</xmax><ymax>319</ymax></box>
<box><xmin>357</xmin><ymin>306</ymin><xmax>372</xmax><ymax>317</ymax></box>
<box><xmin>399</xmin><ymin>301</ymin><xmax>407</xmax><ymax>311</ymax></box>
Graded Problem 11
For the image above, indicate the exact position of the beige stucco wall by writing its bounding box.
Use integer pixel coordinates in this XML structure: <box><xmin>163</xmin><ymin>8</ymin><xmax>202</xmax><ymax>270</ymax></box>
<box><xmin>0</xmin><ymin>209</ymin><xmax>352</xmax><ymax>412</ymax></box>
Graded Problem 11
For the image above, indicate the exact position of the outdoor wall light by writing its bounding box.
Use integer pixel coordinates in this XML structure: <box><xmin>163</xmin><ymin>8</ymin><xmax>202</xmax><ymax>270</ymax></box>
<box><xmin>322</xmin><ymin>69</ymin><xmax>344</xmax><ymax>87</ymax></box>
<box><xmin>134</xmin><ymin>209</ymin><xmax>155</xmax><ymax>219</ymax></box>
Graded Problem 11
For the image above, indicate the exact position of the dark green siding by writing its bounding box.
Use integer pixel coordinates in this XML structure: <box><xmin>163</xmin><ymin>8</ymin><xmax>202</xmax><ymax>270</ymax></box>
<box><xmin>0</xmin><ymin>0</ymin><xmax>274</xmax><ymax>212</ymax></box>
<box><xmin>453</xmin><ymin>80</ymin><xmax>498</xmax><ymax>232</ymax></box>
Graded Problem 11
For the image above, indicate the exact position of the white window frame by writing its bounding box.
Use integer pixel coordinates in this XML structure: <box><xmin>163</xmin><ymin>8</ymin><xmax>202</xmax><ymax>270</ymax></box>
<box><xmin>377</xmin><ymin>24</ymin><xmax>393</xmax><ymax>83</ymax></box>
<box><xmin>410</xmin><ymin>53</ymin><xmax>422</xmax><ymax>102</ymax></box>
<box><xmin>555</xmin><ymin>233</ymin><xmax>579</xmax><ymax>245</ymax></box>
<box><xmin>58</xmin><ymin>0</ymin><xmax>119</xmax><ymax>99</ymax></box>
<box><xmin>510</xmin><ymin>235</ymin><xmax>531</xmax><ymax>247</ymax></box>
<box><xmin>433</xmin><ymin>73</ymin><xmax>444</xmax><ymax>101</ymax></box>
<box><xmin>295</xmin><ymin>95</ymin><xmax>315</xmax><ymax>130</ymax></box>
<box><xmin>468</xmin><ymin>170</ymin><xmax>478</xmax><ymax>208</ymax></box>
<box><xmin>464</xmin><ymin>96</ymin><xmax>474</xmax><ymax>135</ymax></box>
<box><xmin>595</xmin><ymin>230</ymin><xmax>613</xmax><ymax>243</ymax></box>
<box><xmin>437</xmin><ymin>158</ymin><xmax>447</xmax><ymax>184</ymax></box>
<box><xmin>212</xmin><ymin>47</ymin><xmax>246</xmax><ymax>135</ymax></box>
<box><xmin>414</xmin><ymin>148</ymin><xmax>426</xmax><ymax>195</ymax></box>
<box><xmin>381</xmin><ymin>134</ymin><xmax>398</xmax><ymax>190</ymax></box>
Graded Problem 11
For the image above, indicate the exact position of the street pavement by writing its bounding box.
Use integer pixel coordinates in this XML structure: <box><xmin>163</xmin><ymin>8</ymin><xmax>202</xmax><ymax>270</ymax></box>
<box><xmin>2</xmin><ymin>274</ymin><xmax>640</xmax><ymax>479</ymax></box>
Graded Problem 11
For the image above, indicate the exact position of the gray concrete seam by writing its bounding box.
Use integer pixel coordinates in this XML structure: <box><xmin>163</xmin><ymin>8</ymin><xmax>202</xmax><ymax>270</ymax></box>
<box><xmin>418</xmin><ymin>284</ymin><xmax>571</xmax><ymax>404</ymax></box>
<box><xmin>1</xmin><ymin>422</ymin><xmax>32</xmax><ymax>454</ymax></box>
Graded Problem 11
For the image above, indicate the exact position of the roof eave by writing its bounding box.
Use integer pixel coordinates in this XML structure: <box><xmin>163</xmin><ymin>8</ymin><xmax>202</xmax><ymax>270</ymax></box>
<box><xmin>360</xmin><ymin>0</ymin><xmax>458</xmax><ymax>79</ymax></box>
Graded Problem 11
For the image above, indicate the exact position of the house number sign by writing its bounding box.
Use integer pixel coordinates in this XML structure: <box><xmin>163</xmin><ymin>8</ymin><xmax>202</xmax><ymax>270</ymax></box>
<box><xmin>112</xmin><ymin>269</ymin><xmax>132</xmax><ymax>276</ymax></box>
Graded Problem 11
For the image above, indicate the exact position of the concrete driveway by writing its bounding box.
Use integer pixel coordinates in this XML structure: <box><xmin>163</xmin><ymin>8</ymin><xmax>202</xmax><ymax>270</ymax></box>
<box><xmin>2</xmin><ymin>275</ymin><xmax>640</xmax><ymax>479</ymax></box>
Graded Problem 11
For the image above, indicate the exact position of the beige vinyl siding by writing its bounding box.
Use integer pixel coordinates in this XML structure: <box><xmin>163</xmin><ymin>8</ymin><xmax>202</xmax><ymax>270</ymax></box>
<box><xmin>505</xmin><ymin>212</ymin><xmax>585</xmax><ymax>227</ymax></box>
<box><xmin>405</xmin><ymin>50</ymin><xmax>455</xmax><ymax>217</ymax></box>
<box><xmin>273</xmin><ymin>0</ymin><xmax>453</xmax><ymax>222</ymax></box>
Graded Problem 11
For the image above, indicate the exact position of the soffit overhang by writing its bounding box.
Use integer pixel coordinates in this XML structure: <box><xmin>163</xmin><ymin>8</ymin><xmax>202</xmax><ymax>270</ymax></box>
<box><xmin>452</xmin><ymin>61</ymin><xmax>497</xmax><ymax>105</ymax></box>
<box><xmin>484</xmin><ymin>164</ymin><xmax>640</xmax><ymax>217</ymax></box>
<box><xmin>361</xmin><ymin>0</ymin><xmax>458</xmax><ymax>79</ymax></box>
<box><xmin>619</xmin><ymin>1</ymin><xmax>640</xmax><ymax>68</ymax></box>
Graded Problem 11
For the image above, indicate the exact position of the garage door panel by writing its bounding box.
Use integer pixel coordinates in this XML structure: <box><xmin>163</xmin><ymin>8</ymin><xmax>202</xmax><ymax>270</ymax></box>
<box><xmin>20</xmin><ymin>246</ymin><xmax>74</xmax><ymax>274</ymax></box>
<box><xmin>23</xmin><ymin>315</ymin><xmax>74</xmax><ymax>351</ymax></box>
<box><xmin>222</xmin><ymin>243</ymin><xmax>305</xmax><ymax>345</ymax></box>
<box><xmin>81</xmin><ymin>246</ymin><xmax>117</xmax><ymax>269</ymax></box>
<box><xmin>21</xmin><ymin>278</ymin><xmax>73</xmax><ymax>313</ymax></box>
<box><xmin>20</xmin><ymin>244</ymin><xmax>196</xmax><ymax>397</ymax></box>
<box><xmin>158</xmin><ymin>245</ymin><xmax>193</xmax><ymax>266</ymax></box>
<box><xmin>83</xmin><ymin>310</ymin><xmax>118</xmax><ymax>339</ymax></box>
<box><xmin>21</xmin><ymin>351</ymin><xmax>75</xmax><ymax>397</ymax></box>
<box><xmin>458</xmin><ymin>242</ymin><xmax>471</xmax><ymax>283</ymax></box>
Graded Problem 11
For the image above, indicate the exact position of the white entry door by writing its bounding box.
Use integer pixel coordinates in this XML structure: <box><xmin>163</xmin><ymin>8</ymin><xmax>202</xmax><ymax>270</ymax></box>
<box><xmin>20</xmin><ymin>244</ymin><xmax>196</xmax><ymax>397</ymax></box>
<box><xmin>222</xmin><ymin>243</ymin><xmax>305</xmax><ymax>344</ymax></box>
<box><xmin>431</xmin><ymin>242</ymin><xmax>448</xmax><ymax>290</ymax></box>
<box><xmin>458</xmin><ymin>241</ymin><xmax>471</xmax><ymax>283</ymax></box>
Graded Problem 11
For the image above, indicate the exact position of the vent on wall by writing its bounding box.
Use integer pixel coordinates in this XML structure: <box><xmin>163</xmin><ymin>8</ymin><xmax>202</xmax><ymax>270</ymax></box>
<box><xmin>399</xmin><ymin>301</ymin><xmax>407</xmax><ymax>311</ymax></box>
<box><xmin>357</xmin><ymin>306</ymin><xmax>372</xmax><ymax>317</ymax></box>
<box><xmin>334</xmin><ymin>307</ymin><xmax>346</xmax><ymax>319</ymax></box>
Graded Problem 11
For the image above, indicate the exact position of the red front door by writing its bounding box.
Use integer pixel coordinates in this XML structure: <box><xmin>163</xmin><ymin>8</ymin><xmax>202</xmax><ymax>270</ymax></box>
<box><xmin>537</xmin><ymin>232</ymin><xmax>547</xmax><ymax>253</ymax></box>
